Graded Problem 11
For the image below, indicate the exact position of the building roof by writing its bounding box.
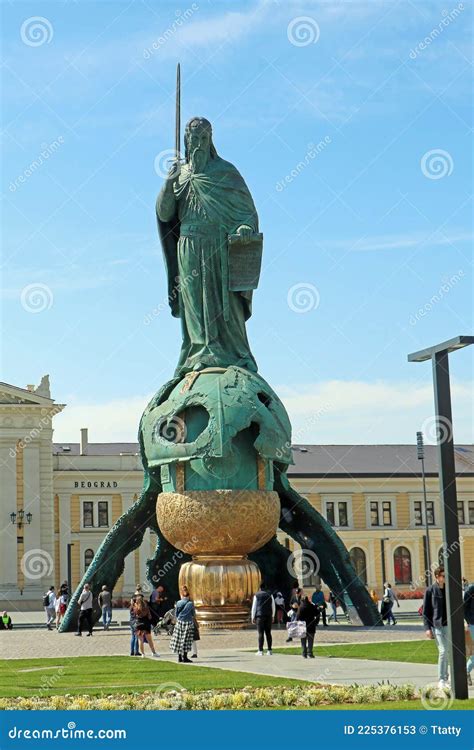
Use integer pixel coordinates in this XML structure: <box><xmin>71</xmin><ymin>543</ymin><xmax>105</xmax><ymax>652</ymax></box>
<box><xmin>52</xmin><ymin>442</ymin><xmax>474</xmax><ymax>477</ymax></box>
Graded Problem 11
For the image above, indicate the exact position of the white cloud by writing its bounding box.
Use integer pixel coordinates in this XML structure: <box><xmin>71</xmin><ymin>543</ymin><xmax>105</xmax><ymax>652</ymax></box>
<box><xmin>52</xmin><ymin>379</ymin><xmax>473</xmax><ymax>445</ymax></box>
<box><xmin>323</xmin><ymin>229</ymin><xmax>472</xmax><ymax>253</ymax></box>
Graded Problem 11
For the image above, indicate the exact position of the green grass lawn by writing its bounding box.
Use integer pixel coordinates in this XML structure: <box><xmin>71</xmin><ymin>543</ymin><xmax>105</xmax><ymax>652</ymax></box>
<box><xmin>0</xmin><ymin>657</ymin><xmax>308</xmax><ymax>698</ymax></box>
<box><xmin>273</xmin><ymin>640</ymin><xmax>438</xmax><ymax>663</ymax></box>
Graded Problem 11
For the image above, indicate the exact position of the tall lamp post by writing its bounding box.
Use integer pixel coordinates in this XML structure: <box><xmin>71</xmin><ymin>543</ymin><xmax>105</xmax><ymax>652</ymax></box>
<box><xmin>408</xmin><ymin>335</ymin><xmax>473</xmax><ymax>700</ymax></box>
<box><xmin>416</xmin><ymin>431</ymin><xmax>432</xmax><ymax>586</ymax></box>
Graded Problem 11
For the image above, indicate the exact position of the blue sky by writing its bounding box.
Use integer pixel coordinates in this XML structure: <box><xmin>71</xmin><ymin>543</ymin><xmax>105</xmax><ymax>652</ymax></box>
<box><xmin>1</xmin><ymin>0</ymin><xmax>472</xmax><ymax>444</ymax></box>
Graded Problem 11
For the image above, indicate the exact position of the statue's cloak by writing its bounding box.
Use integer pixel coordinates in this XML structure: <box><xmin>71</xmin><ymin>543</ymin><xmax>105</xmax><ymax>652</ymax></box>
<box><xmin>156</xmin><ymin>156</ymin><xmax>258</xmax><ymax>320</ymax></box>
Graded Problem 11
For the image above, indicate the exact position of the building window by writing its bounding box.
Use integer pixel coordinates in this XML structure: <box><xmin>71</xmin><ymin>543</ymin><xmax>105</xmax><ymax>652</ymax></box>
<box><xmin>81</xmin><ymin>498</ymin><xmax>111</xmax><ymax>529</ymax></box>
<box><xmin>350</xmin><ymin>547</ymin><xmax>367</xmax><ymax>585</ymax></box>
<box><xmin>457</xmin><ymin>502</ymin><xmax>465</xmax><ymax>525</ymax></box>
<box><xmin>370</xmin><ymin>500</ymin><xmax>392</xmax><ymax>526</ymax></box>
<box><xmin>468</xmin><ymin>500</ymin><xmax>474</xmax><ymax>525</ymax></box>
<box><xmin>394</xmin><ymin>546</ymin><xmax>412</xmax><ymax>585</ymax></box>
<box><xmin>338</xmin><ymin>502</ymin><xmax>348</xmax><ymax>527</ymax></box>
<box><xmin>84</xmin><ymin>548</ymin><xmax>94</xmax><ymax>571</ymax></box>
<box><xmin>98</xmin><ymin>501</ymin><xmax>109</xmax><ymax>527</ymax></box>
<box><xmin>83</xmin><ymin>502</ymin><xmax>93</xmax><ymax>528</ymax></box>
<box><xmin>325</xmin><ymin>500</ymin><xmax>348</xmax><ymax>527</ymax></box>
<box><xmin>414</xmin><ymin>500</ymin><xmax>435</xmax><ymax>526</ymax></box>
<box><xmin>382</xmin><ymin>501</ymin><xmax>392</xmax><ymax>526</ymax></box>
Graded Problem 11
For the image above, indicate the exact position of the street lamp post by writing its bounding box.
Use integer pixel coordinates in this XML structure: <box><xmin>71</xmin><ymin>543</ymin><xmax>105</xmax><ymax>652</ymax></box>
<box><xmin>380</xmin><ymin>537</ymin><xmax>389</xmax><ymax>590</ymax></box>
<box><xmin>416</xmin><ymin>431</ymin><xmax>432</xmax><ymax>587</ymax></box>
<box><xmin>408</xmin><ymin>335</ymin><xmax>473</xmax><ymax>700</ymax></box>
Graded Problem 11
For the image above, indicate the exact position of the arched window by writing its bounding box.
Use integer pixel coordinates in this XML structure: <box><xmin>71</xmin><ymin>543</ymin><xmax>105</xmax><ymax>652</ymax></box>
<box><xmin>84</xmin><ymin>548</ymin><xmax>94</xmax><ymax>571</ymax></box>
<box><xmin>349</xmin><ymin>547</ymin><xmax>367</xmax><ymax>585</ymax></box>
<box><xmin>393</xmin><ymin>546</ymin><xmax>412</xmax><ymax>585</ymax></box>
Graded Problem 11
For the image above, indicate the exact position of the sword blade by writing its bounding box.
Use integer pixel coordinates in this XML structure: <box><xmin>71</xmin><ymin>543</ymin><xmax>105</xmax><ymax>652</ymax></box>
<box><xmin>175</xmin><ymin>63</ymin><xmax>181</xmax><ymax>159</ymax></box>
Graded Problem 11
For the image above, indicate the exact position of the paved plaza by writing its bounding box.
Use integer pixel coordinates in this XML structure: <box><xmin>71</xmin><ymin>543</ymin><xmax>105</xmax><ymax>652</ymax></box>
<box><xmin>3</xmin><ymin>620</ymin><xmax>473</xmax><ymax>695</ymax></box>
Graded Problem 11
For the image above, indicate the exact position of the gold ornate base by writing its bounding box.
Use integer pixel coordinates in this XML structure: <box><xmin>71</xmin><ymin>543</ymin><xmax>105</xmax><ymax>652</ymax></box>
<box><xmin>179</xmin><ymin>555</ymin><xmax>261</xmax><ymax>628</ymax></box>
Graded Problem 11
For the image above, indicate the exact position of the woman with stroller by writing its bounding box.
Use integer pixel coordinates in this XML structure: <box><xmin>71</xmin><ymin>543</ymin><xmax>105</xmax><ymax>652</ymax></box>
<box><xmin>131</xmin><ymin>594</ymin><xmax>160</xmax><ymax>658</ymax></box>
<box><xmin>170</xmin><ymin>586</ymin><xmax>196</xmax><ymax>663</ymax></box>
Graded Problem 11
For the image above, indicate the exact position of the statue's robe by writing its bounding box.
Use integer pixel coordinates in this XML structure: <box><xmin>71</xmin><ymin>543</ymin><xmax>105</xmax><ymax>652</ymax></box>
<box><xmin>157</xmin><ymin>156</ymin><xmax>259</xmax><ymax>375</ymax></box>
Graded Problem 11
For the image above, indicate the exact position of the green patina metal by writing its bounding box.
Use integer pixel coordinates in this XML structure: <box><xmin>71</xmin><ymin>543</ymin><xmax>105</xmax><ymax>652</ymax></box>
<box><xmin>140</xmin><ymin>367</ymin><xmax>292</xmax><ymax>492</ymax></box>
<box><xmin>60</xmin><ymin>110</ymin><xmax>382</xmax><ymax>632</ymax></box>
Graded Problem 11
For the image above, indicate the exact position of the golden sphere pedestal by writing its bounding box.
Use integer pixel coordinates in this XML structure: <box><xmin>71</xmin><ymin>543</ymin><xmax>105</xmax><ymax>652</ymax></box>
<box><xmin>156</xmin><ymin>489</ymin><xmax>280</xmax><ymax>628</ymax></box>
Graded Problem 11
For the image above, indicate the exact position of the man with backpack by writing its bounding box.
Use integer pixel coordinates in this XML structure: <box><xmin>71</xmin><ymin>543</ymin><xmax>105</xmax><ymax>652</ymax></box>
<box><xmin>43</xmin><ymin>586</ymin><xmax>56</xmax><ymax>630</ymax></box>
<box><xmin>75</xmin><ymin>583</ymin><xmax>94</xmax><ymax>637</ymax></box>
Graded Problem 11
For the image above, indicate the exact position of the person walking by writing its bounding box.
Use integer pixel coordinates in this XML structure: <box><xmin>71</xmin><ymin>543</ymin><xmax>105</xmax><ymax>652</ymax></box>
<box><xmin>311</xmin><ymin>586</ymin><xmax>328</xmax><ymax>627</ymax></box>
<box><xmin>132</xmin><ymin>595</ymin><xmax>159</xmax><ymax>658</ymax></box>
<box><xmin>369</xmin><ymin>589</ymin><xmax>379</xmax><ymax>607</ymax></box>
<box><xmin>328</xmin><ymin>590</ymin><xmax>339</xmax><ymax>623</ymax></box>
<box><xmin>463</xmin><ymin>581</ymin><xmax>474</xmax><ymax>686</ymax></box>
<box><xmin>297</xmin><ymin>595</ymin><xmax>319</xmax><ymax>658</ymax></box>
<box><xmin>98</xmin><ymin>585</ymin><xmax>112</xmax><ymax>630</ymax></box>
<box><xmin>423</xmin><ymin>566</ymin><xmax>449</xmax><ymax>688</ymax></box>
<box><xmin>251</xmin><ymin>583</ymin><xmax>275</xmax><ymax>656</ymax></box>
<box><xmin>383</xmin><ymin>582</ymin><xmax>399</xmax><ymax>626</ymax></box>
<box><xmin>55</xmin><ymin>585</ymin><xmax>68</xmax><ymax>630</ymax></box>
<box><xmin>170</xmin><ymin>587</ymin><xmax>196</xmax><ymax>663</ymax></box>
<box><xmin>43</xmin><ymin>586</ymin><xmax>56</xmax><ymax>630</ymax></box>
<box><xmin>75</xmin><ymin>583</ymin><xmax>94</xmax><ymax>637</ymax></box>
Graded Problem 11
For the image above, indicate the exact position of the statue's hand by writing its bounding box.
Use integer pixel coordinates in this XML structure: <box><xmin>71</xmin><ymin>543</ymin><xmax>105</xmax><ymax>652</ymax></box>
<box><xmin>166</xmin><ymin>159</ymin><xmax>181</xmax><ymax>183</ymax></box>
<box><xmin>236</xmin><ymin>225</ymin><xmax>253</xmax><ymax>239</ymax></box>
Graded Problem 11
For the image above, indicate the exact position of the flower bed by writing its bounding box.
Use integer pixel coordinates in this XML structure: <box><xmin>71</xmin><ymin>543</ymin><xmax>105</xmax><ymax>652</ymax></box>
<box><xmin>0</xmin><ymin>683</ymin><xmax>418</xmax><ymax>710</ymax></box>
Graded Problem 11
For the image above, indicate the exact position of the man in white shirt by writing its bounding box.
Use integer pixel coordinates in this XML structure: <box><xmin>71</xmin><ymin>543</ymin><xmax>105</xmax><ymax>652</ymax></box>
<box><xmin>75</xmin><ymin>583</ymin><xmax>94</xmax><ymax>637</ymax></box>
<box><xmin>44</xmin><ymin>586</ymin><xmax>56</xmax><ymax>630</ymax></box>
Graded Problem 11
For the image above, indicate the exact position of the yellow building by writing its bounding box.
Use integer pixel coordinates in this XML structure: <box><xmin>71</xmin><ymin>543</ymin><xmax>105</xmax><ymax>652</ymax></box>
<box><xmin>1</xmin><ymin>377</ymin><xmax>473</xmax><ymax>608</ymax></box>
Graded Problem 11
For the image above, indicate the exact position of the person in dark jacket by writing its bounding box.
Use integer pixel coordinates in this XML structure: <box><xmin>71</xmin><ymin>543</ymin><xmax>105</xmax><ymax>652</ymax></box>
<box><xmin>464</xmin><ymin>582</ymin><xmax>474</xmax><ymax>686</ymax></box>
<box><xmin>297</xmin><ymin>596</ymin><xmax>319</xmax><ymax>658</ymax></box>
<box><xmin>422</xmin><ymin>566</ymin><xmax>449</xmax><ymax>688</ymax></box>
<box><xmin>251</xmin><ymin>583</ymin><xmax>276</xmax><ymax>656</ymax></box>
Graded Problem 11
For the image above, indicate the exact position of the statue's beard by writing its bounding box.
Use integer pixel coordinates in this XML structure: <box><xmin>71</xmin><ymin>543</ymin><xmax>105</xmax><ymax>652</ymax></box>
<box><xmin>190</xmin><ymin>147</ymin><xmax>208</xmax><ymax>173</ymax></box>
